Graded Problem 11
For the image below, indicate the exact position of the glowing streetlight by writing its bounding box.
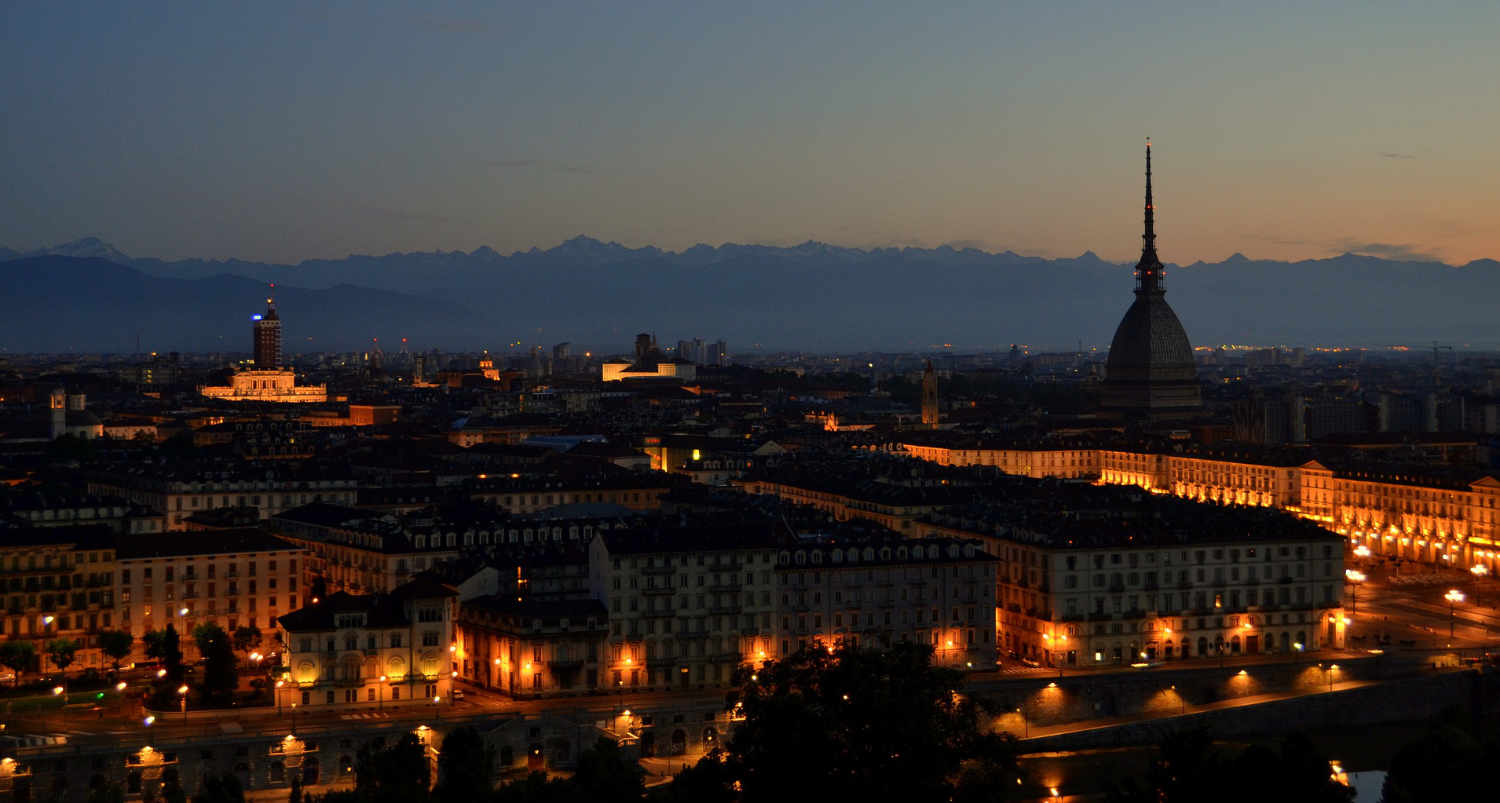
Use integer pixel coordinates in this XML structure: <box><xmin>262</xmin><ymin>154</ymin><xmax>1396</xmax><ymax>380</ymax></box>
<box><xmin>1345</xmin><ymin>569</ymin><xmax>1367</xmax><ymax>615</ymax></box>
<box><xmin>1353</xmin><ymin>545</ymin><xmax>1372</xmax><ymax>559</ymax></box>
<box><xmin>1472</xmin><ymin>564</ymin><xmax>1489</xmax><ymax>607</ymax></box>
<box><xmin>178</xmin><ymin>684</ymin><xmax>189</xmax><ymax>722</ymax></box>
<box><xmin>1445</xmin><ymin>588</ymin><xmax>1466</xmax><ymax>641</ymax></box>
<box><xmin>143</xmin><ymin>715</ymin><xmax>155</xmax><ymax>726</ymax></box>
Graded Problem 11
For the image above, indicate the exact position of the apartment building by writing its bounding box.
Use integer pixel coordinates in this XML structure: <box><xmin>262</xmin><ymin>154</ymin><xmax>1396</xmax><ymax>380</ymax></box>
<box><xmin>115</xmin><ymin>530</ymin><xmax>305</xmax><ymax>654</ymax></box>
<box><xmin>274</xmin><ymin>577</ymin><xmax>458</xmax><ymax>710</ymax></box>
<box><xmin>269</xmin><ymin>504</ymin><xmax>461</xmax><ymax>596</ymax></box>
<box><xmin>454</xmin><ymin>596</ymin><xmax>608</xmax><ymax>696</ymax></box>
<box><xmin>587</xmin><ymin>524</ymin><xmax>781</xmax><ymax>689</ymax></box>
<box><xmin>772</xmin><ymin>535</ymin><xmax>998</xmax><ymax>669</ymax></box>
<box><xmin>0</xmin><ymin>526</ymin><xmax>116</xmax><ymax>673</ymax></box>
<box><xmin>87</xmin><ymin>464</ymin><xmax>357</xmax><ymax>530</ymax></box>
<box><xmin>898</xmin><ymin>434</ymin><xmax>1500</xmax><ymax>571</ymax></box>
<box><xmin>916</xmin><ymin>488</ymin><xmax>1346</xmax><ymax>667</ymax></box>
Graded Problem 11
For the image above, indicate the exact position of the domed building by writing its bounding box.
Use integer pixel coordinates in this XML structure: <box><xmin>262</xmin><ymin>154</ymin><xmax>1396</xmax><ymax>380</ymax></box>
<box><xmin>1101</xmin><ymin>141</ymin><xmax>1202</xmax><ymax>417</ymax></box>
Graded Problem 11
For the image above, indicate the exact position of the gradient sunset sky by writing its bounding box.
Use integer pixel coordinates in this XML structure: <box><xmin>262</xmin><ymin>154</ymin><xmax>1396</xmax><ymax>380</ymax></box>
<box><xmin>4</xmin><ymin>1</ymin><xmax>1498</xmax><ymax>265</ymax></box>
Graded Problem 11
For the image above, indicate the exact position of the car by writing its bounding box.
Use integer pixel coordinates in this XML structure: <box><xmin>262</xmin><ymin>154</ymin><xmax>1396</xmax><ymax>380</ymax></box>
<box><xmin>451</xmin><ymin>689</ymin><xmax>465</xmax><ymax>701</ymax></box>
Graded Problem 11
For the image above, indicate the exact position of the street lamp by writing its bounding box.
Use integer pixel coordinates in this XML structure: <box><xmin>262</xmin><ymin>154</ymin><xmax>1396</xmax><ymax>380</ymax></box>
<box><xmin>1353</xmin><ymin>545</ymin><xmax>1372</xmax><ymax>560</ymax></box>
<box><xmin>1445</xmin><ymin>589</ymin><xmax>1466</xmax><ymax>643</ymax></box>
<box><xmin>378</xmin><ymin>675</ymin><xmax>386</xmax><ymax>712</ymax></box>
<box><xmin>177</xmin><ymin>684</ymin><xmax>189</xmax><ymax>722</ymax></box>
<box><xmin>275</xmin><ymin>680</ymin><xmax>285</xmax><ymax>715</ymax></box>
<box><xmin>1471</xmin><ymin>565</ymin><xmax>1488</xmax><ymax>608</ymax></box>
<box><xmin>1345</xmin><ymin>569</ymin><xmax>1367</xmax><ymax>616</ymax></box>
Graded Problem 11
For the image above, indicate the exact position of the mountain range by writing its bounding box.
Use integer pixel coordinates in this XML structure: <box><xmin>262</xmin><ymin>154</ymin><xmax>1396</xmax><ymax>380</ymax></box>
<box><xmin>3</xmin><ymin>237</ymin><xmax>1498</xmax><ymax>354</ymax></box>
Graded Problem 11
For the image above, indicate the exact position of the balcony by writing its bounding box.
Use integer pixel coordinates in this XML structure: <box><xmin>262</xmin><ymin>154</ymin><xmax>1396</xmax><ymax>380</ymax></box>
<box><xmin>642</xmin><ymin>586</ymin><xmax>675</xmax><ymax>596</ymax></box>
<box><xmin>642</xmin><ymin>565</ymin><xmax>675</xmax><ymax>576</ymax></box>
<box><xmin>709</xmin><ymin>605</ymin><xmax>741</xmax><ymax>615</ymax></box>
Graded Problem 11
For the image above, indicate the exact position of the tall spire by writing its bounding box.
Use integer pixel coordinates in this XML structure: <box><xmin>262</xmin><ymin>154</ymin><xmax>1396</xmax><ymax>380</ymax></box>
<box><xmin>1135</xmin><ymin>137</ymin><xmax>1164</xmax><ymax>294</ymax></box>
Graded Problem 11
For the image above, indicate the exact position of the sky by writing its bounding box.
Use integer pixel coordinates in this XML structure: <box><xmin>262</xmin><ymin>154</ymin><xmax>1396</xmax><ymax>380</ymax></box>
<box><xmin>3</xmin><ymin>0</ymin><xmax>1499</xmax><ymax>265</ymax></box>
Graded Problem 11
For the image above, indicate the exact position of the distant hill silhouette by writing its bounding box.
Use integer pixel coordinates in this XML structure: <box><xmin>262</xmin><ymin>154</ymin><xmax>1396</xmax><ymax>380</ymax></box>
<box><xmin>3</xmin><ymin>238</ymin><xmax>1498</xmax><ymax>352</ymax></box>
<box><xmin>0</xmin><ymin>256</ymin><xmax>481</xmax><ymax>353</ymax></box>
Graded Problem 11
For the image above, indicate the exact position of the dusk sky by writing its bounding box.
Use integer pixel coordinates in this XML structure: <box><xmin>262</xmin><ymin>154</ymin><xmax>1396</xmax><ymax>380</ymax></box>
<box><xmin>4</xmin><ymin>1</ymin><xmax>1498</xmax><ymax>265</ymax></box>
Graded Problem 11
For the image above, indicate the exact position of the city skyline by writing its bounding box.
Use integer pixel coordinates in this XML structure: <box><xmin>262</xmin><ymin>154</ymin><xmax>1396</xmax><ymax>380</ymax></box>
<box><xmin>4</xmin><ymin>2</ymin><xmax>1499</xmax><ymax>265</ymax></box>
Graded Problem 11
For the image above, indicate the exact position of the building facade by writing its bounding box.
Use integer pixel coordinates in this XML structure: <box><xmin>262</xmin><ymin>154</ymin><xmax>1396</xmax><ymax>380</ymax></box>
<box><xmin>115</xmin><ymin>530</ymin><xmax>305</xmax><ymax>656</ymax></box>
<box><xmin>0</xmin><ymin>526</ymin><xmax>116</xmax><ymax>675</ymax></box>
<box><xmin>454</xmin><ymin>597</ymin><xmax>608</xmax><ymax>697</ymax></box>
<box><xmin>899</xmin><ymin>437</ymin><xmax>1500</xmax><ymax>572</ymax></box>
<box><xmin>275</xmin><ymin>578</ymin><xmax>458</xmax><ymax>711</ymax></box>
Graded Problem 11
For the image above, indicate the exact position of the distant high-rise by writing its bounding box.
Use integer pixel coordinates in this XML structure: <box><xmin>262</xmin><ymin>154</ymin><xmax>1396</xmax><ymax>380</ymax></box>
<box><xmin>921</xmin><ymin>360</ymin><xmax>939</xmax><ymax>428</ymax></box>
<box><xmin>1101</xmin><ymin>140</ymin><xmax>1202</xmax><ymax>417</ymax></box>
<box><xmin>712</xmin><ymin>339</ymin><xmax>728</xmax><ymax>366</ymax></box>
<box><xmin>635</xmin><ymin>333</ymin><xmax>655</xmax><ymax>362</ymax></box>
<box><xmin>199</xmin><ymin>288</ymin><xmax>325</xmax><ymax>403</ymax></box>
<box><xmin>252</xmin><ymin>291</ymin><xmax>282</xmax><ymax>369</ymax></box>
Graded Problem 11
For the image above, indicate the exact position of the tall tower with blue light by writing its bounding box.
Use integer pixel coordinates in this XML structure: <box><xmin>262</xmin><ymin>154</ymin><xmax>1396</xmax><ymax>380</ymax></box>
<box><xmin>252</xmin><ymin>284</ymin><xmax>282</xmax><ymax>369</ymax></box>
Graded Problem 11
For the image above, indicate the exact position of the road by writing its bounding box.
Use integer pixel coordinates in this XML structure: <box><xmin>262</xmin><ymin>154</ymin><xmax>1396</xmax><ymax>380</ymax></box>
<box><xmin>1343</xmin><ymin>555</ymin><xmax>1500</xmax><ymax>651</ymax></box>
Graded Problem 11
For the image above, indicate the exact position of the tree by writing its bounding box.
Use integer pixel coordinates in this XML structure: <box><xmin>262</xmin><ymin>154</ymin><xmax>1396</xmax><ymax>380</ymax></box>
<box><xmin>193</xmin><ymin>623</ymin><xmax>238</xmax><ymax>703</ymax></box>
<box><xmin>353</xmin><ymin>733</ymin><xmax>430</xmax><ymax>803</ymax></box>
<box><xmin>1108</xmin><ymin>730</ymin><xmax>1354</xmax><ymax>803</ymax></box>
<box><xmin>190</xmin><ymin>773</ymin><xmax>245</xmax><ymax>803</ymax></box>
<box><xmin>951</xmin><ymin>732</ymin><xmax>1027</xmax><ymax>803</ymax></box>
<box><xmin>660</xmin><ymin>750</ymin><xmax>736</xmax><ymax>803</ymax></box>
<box><xmin>572</xmin><ymin>736</ymin><xmax>644</xmax><ymax>803</ymax></box>
<box><xmin>490</xmin><ymin>772</ymin><xmax>578</xmax><ymax>803</ymax></box>
<box><xmin>160</xmin><ymin>768</ymin><xmax>186</xmax><ymax>803</ymax></box>
<box><xmin>1382</xmin><ymin>722</ymin><xmax>1493</xmax><ymax>803</ymax></box>
<box><xmin>88</xmin><ymin>774</ymin><xmax>125</xmax><ymax>803</ymax></box>
<box><xmin>0</xmin><ymin>640</ymin><xmax>36</xmax><ymax>687</ymax></box>
<box><xmin>722</xmin><ymin>641</ymin><xmax>980</xmax><ymax>803</ymax></box>
<box><xmin>434</xmin><ymin>726</ymin><xmax>493</xmax><ymax>803</ymax></box>
<box><xmin>99</xmin><ymin>630</ymin><xmax>134</xmax><ymax>673</ymax></box>
<box><xmin>231</xmin><ymin>625</ymin><xmax>261</xmax><ymax>655</ymax></box>
<box><xmin>144</xmin><ymin>625</ymin><xmax>184</xmax><ymax>683</ymax></box>
<box><xmin>46</xmin><ymin>638</ymin><xmax>79</xmax><ymax>681</ymax></box>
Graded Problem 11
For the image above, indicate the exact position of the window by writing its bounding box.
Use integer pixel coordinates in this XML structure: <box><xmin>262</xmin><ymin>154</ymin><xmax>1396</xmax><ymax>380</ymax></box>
<box><xmin>422</xmin><ymin>631</ymin><xmax>439</xmax><ymax>647</ymax></box>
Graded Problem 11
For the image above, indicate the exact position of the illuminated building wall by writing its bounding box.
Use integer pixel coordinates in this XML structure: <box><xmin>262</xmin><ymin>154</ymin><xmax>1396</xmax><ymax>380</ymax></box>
<box><xmin>899</xmin><ymin>439</ymin><xmax>1500</xmax><ymax>571</ymax></box>
<box><xmin>199</xmin><ymin>370</ymin><xmax>327</xmax><ymax>403</ymax></box>
<box><xmin>736</xmin><ymin>478</ymin><xmax>940</xmax><ymax>534</ymax></box>
<box><xmin>773</xmin><ymin>540</ymin><xmax>998</xmax><ymax>670</ymax></box>
<box><xmin>116</xmin><ymin>530</ymin><xmax>304</xmax><ymax>657</ymax></box>
<box><xmin>915</xmin><ymin>519</ymin><xmax>1346</xmax><ymax>667</ymax></box>
<box><xmin>454</xmin><ymin>597</ymin><xmax>608</xmax><ymax>697</ymax></box>
<box><xmin>601</xmin><ymin>360</ymin><xmax>697</xmax><ymax>383</ymax></box>
<box><xmin>587</xmin><ymin>536</ymin><xmax>778</xmax><ymax>690</ymax></box>
<box><xmin>0</xmin><ymin>529</ymin><xmax>116</xmax><ymax>675</ymax></box>
<box><xmin>275</xmin><ymin>579</ymin><xmax>457</xmax><ymax>711</ymax></box>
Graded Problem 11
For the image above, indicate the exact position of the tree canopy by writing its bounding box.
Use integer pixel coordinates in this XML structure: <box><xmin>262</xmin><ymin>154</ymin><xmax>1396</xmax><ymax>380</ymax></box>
<box><xmin>695</xmin><ymin>641</ymin><xmax>1019</xmax><ymax>802</ymax></box>
<box><xmin>0</xmin><ymin>640</ymin><xmax>36</xmax><ymax>685</ymax></box>
<box><xmin>99</xmin><ymin>630</ymin><xmax>134</xmax><ymax>671</ymax></box>
<box><xmin>1107</xmin><ymin>730</ymin><xmax>1353</xmax><ymax>803</ymax></box>
<box><xmin>193</xmin><ymin>623</ymin><xmax>238</xmax><ymax>703</ymax></box>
